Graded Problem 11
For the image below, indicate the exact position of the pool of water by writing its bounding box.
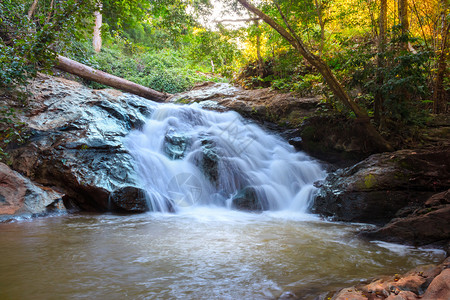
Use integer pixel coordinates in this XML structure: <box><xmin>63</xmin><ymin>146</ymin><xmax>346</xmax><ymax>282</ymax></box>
<box><xmin>0</xmin><ymin>209</ymin><xmax>445</xmax><ymax>299</ymax></box>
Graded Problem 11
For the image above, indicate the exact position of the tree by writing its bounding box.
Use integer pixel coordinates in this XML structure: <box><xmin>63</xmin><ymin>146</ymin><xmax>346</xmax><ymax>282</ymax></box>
<box><xmin>56</xmin><ymin>56</ymin><xmax>169</xmax><ymax>101</ymax></box>
<box><xmin>235</xmin><ymin>0</ymin><xmax>394</xmax><ymax>152</ymax></box>
<box><xmin>433</xmin><ymin>0</ymin><xmax>449</xmax><ymax>114</ymax></box>
<box><xmin>374</xmin><ymin>0</ymin><xmax>387</xmax><ymax>125</ymax></box>
<box><xmin>93</xmin><ymin>3</ymin><xmax>102</xmax><ymax>52</ymax></box>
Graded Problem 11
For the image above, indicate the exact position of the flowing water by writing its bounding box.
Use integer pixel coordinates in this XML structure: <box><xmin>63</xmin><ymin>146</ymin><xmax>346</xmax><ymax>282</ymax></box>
<box><xmin>125</xmin><ymin>103</ymin><xmax>324</xmax><ymax>212</ymax></box>
<box><xmin>0</xmin><ymin>103</ymin><xmax>445</xmax><ymax>299</ymax></box>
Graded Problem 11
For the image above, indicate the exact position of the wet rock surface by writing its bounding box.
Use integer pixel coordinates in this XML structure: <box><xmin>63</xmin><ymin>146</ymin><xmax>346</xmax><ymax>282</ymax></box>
<box><xmin>0</xmin><ymin>162</ymin><xmax>64</xmax><ymax>221</ymax></box>
<box><xmin>232</xmin><ymin>186</ymin><xmax>268</xmax><ymax>211</ymax></box>
<box><xmin>109</xmin><ymin>186</ymin><xmax>149</xmax><ymax>213</ymax></box>
<box><xmin>8</xmin><ymin>74</ymin><xmax>152</xmax><ymax>212</ymax></box>
<box><xmin>313</xmin><ymin>148</ymin><xmax>450</xmax><ymax>225</ymax></box>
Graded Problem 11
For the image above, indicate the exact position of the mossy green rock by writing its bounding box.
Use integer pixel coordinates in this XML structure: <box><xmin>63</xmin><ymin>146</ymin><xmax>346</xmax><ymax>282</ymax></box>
<box><xmin>313</xmin><ymin>148</ymin><xmax>450</xmax><ymax>225</ymax></box>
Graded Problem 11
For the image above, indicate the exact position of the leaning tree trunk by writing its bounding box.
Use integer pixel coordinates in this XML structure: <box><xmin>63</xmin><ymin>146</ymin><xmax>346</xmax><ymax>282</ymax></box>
<box><xmin>236</xmin><ymin>0</ymin><xmax>394</xmax><ymax>152</ymax></box>
<box><xmin>56</xmin><ymin>56</ymin><xmax>170</xmax><ymax>102</ymax></box>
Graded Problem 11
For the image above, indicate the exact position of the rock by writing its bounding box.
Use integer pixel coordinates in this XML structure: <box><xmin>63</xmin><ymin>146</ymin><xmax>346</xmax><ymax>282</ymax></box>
<box><xmin>360</xmin><ymin>190</ymin><xmax>450</xmax><ymax>246</ymax></box>
<box><xmin>329</xmin><ymin>258</ymin><xmax>450</xmax><ymax>300</ymax></box>
<box><xmin>109</xmin><ymin>186</ymin><xmax>149</xmax><ymax>213</ymax></box>
<box><xmin>164</xmin><ymin>130</ymin><xmax>190</xmax><ymax>159</ymax></box>
<box><xmin>199</xmin><ymin>138</ymin><xmax>219</xmax><ymax>184</ymax></box>
<box><xmin>7</xmin><ymin>74</ymin><xmax>152</xmax><ymax>212</ymax></box>
<box><xmin>232</xmin><ymin>186</ymin><xmax>267</xmax><ymax>211</ymax></box>
<box><xmin>168</xmin><ymin>82</ymin><xmax>321</xmax><ymax>127</ymax></box>
<box><xmin>296</xmin><ymin>115</ymin><xmax>380</xmax><ymax>166</ymax></box>
<box><xmin>331</xmin><ymin>288</ymin><xmax>367</xmax><ymax>300</ymax></box>
<box><xmin>0</xmin><ymin>162</ymin><xmax>64</xmax><ymax>220</ymax></box>
<box><xmin>421</xmin><ymin>268</ymin><xmax>450</xmax><ymax>300</ymax></box>
<box><xmin>313</xmin><ymin>148</ymin><xmax>450</xmax><ymax>225</ymax></box>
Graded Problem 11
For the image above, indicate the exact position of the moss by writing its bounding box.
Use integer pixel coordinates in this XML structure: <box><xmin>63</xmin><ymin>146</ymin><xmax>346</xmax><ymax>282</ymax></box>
<box><xmin>174</xmin><ymin>98</ymin><xmax>191</xmax><ymax>104</ymax></box>
<box><xmin>363</xmin><ymin>174</ymin><xmax>377</xmax><ymax>189</ymax></box>
<box><xmin>301</xmin><ymin>126</ymin><xmax>315</xmax><ymax>140</ymax></box>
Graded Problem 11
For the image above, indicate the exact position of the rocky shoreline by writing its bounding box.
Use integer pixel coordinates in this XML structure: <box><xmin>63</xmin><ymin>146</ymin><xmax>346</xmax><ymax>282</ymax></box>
<box><xmin>1</xmin><ymin>75</ymin><xmax>449</xmax><ymax>299</ymax></box>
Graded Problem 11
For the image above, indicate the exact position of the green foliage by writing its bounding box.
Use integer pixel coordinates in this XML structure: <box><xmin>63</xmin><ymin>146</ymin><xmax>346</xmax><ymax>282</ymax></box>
<box><xmin>188</xmin><ymin>29</ymin><xmax>242</xmax><ymax>76</ymax></box>
<box><xmin>0</xmin><ymin>0</ymin><xmax>94</xmax><ymax>91</ymax></box>
<box><xmin>347</xmin><ymin>37</ymin><xmax>432</xmax><ymax>126</ymax></box>
<box><xmin>66</xmin><ymin>41</ymin><xmax>226</xmax><ymax>93</ymax></box>
<box><xmin>0</xmin><ymin>0</ymin><xmax>94</xmax><ymax>161</ymax></box>
<box><xmin>0</xmin><ymin>104</ymin><xmax>28</xmax><ymax>161</ymax></box>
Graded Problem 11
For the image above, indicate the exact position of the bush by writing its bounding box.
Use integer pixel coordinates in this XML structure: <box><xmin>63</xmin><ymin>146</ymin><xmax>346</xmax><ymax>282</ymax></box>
<box><xmin>66</xmin><ymin>41</ymin><xmax>226</xmax><ymax>94</ymax></box>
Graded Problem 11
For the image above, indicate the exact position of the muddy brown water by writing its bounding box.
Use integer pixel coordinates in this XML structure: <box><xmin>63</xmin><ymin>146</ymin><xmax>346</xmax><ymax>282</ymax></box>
<box><xmin>0</xmin><ymin>209</ymin><xmax>445</xmax><ymax>299</ymax></box>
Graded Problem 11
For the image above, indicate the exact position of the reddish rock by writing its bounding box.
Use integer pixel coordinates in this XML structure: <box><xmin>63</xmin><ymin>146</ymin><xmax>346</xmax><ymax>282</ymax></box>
<box><xmin>330</xmin><ymin>258</ymin><xmax>450</xmax><ymax>300</ymax></box>
<box><xmin>0</xmin><ymin>162</ymin><xmax>64</xmax><ymax>218</ymax></box>
<box><xmin>421</xmin><ymin>268</ymin><xmax>450</xmax><ymax>300</ymax></box>
<box><xmin>332</xmin><ymin>287</ymin><xmax>367</xmax><ymax>299</ymax></box>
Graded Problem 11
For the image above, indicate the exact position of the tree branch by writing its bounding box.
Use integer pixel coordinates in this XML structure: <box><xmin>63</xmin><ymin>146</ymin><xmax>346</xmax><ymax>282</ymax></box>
<box><xmin>27</xmin><ymin>0</ymin><xmax>39</xmax><ymax>20</ymax></box>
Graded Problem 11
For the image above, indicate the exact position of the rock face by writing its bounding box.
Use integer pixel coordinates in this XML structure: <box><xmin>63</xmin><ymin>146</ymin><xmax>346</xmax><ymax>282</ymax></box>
<box><xmin>328</xmin><ymin>257</ymin><xmax>450</xmax><ymax>300</ymax></box>
<box><xmin>313</xmin><ymin>148</ymin><xmax>450</xmax><ymax>225</ymax></box>
<box><xmin>8</xmin><ymin>74</ymin><xmax>153</xmax><ymax>212</ymax></box>
<box><xmin>293</xmin><ymin>115</ymin><xmax>381</xmax><ymax>166</ymax></box>
<box><xmin>0</xmin><ymin>162</ymin><xmax>64</xmax><ymax>220</ymax></box>
<box><xmin>360</xmin><ymin>189</ymin><xmax>450</xmax><ymax>247</ymax></box>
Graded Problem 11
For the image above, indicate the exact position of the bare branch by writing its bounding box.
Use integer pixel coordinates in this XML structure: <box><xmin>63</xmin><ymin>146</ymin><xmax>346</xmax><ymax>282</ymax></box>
<box><xmin>214</xmin><ymin>18</ymin><xmax>260</xmax><ymax>23</ymax></box>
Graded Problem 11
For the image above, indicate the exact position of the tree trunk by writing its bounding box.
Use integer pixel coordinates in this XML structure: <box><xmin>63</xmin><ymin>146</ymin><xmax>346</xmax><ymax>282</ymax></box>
<box><xmin>374</xmin><ymin>0</ymin><xmax>387</xmax><ymax>125</ymax></box>
<box><xmin>55</xmin><ymin>55</ymin><xmax>170</xmax><ymax>102</ymax></box>
<box><xmin>398</xmin><ymin>0</ymin><xmax>409</xmax><ymax>51</ymax></box>
<box><xmin>93</xmin><ymin>4</ymin><xmax>103</xmax><ymax>53</ymax></box>
<box><xmin>254</xmin><ymin>20</ymin><xmax>264</xmax><ymax>77</ymax></box>
<box><xmin>314</xmin><ymin>0</ymin><xmax>325</xmax><ymax>56</ymax></box>
<box><xmin>433</xmin><ymin>0</ymin><xmax>449</xmax><ymax>114</ymax></box>
<box><xmin>236</xmin><ymin>0</ymin><xmax>394</xmax><ymax>152</ymax></box>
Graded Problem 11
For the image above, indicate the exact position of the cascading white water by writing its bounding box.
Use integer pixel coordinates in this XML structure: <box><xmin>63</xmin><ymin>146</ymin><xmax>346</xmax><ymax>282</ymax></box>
<box><xmin>126</xmin><ymin>102</ymin><xmax>325</xmax><ymax>213</ymax></box>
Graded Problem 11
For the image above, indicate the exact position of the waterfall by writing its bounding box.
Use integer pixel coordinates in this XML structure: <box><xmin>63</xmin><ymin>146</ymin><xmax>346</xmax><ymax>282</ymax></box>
<box><xmin>126</xmin><ymin>103</ymin><xmax>325</xmax><ymax>213</ymax></box>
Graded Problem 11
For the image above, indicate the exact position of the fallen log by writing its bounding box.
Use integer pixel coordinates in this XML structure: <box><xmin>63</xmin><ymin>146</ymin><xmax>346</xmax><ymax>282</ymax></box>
<box><xmin>55</xmin><ymin>55</ymin><xmax>170</xmax><ymax>102</ymax></box>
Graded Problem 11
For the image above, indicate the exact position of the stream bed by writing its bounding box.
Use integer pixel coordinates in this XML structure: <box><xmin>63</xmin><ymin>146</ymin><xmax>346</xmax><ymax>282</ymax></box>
<box><xmin>0</xmin><ymin>209</ymin><xmax>445</xmax><ymax>299</ymax></box>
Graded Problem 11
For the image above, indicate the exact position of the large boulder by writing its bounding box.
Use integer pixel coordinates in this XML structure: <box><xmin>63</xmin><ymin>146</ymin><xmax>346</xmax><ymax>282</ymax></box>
<box><xmin>0</xmin><ymin>162</ymin><xmax>64</xmax><ymax>221</ymax></box>
<box><xmin>312</xmin><ymin>148</ymin><xmax>450</xmax><ymax>225</ymax></box>
<box><xmin>109</xmin><ymin>186</ymin><xmax>149</xmax><ymax>213</ymax></box>
<box><xmin>7</xmin><ymin>74</ymin><xmax>154</xmax><ymax>212</ymax></box>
